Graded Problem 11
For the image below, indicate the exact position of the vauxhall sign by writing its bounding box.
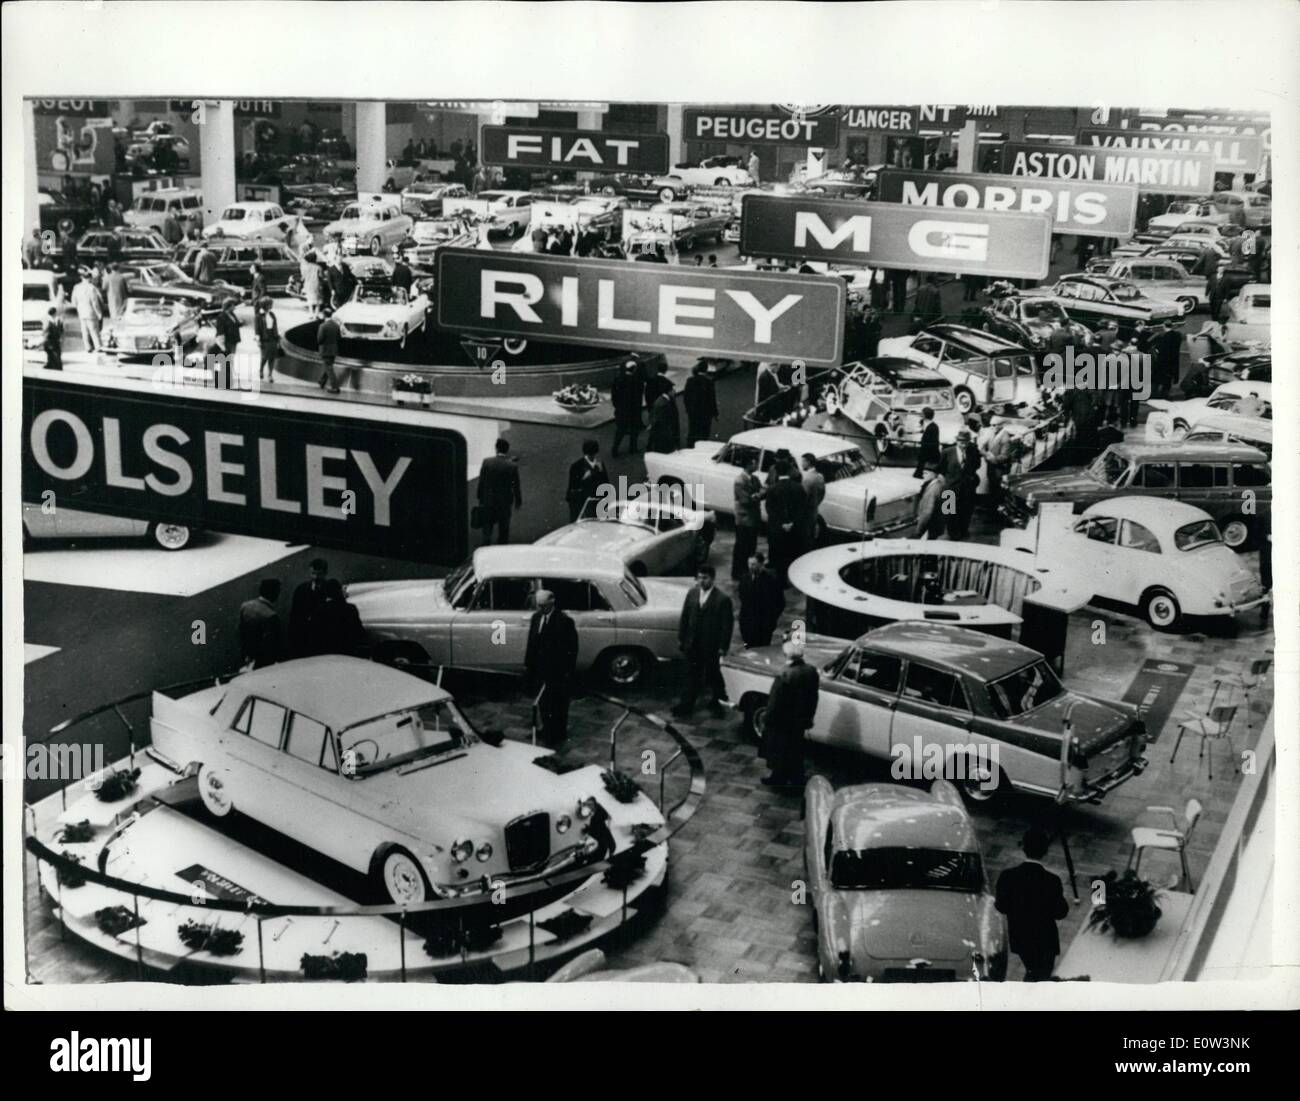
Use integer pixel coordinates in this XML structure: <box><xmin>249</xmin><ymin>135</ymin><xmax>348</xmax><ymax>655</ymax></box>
<box><xmin>877</xmin><ymin>169</ymin><xmax>1138</xmax><ymax>238</ymax></box>
<box><xmin>435</xmin><ymin>248</ymin><xmax>846</xmax><ymax>366</ymax></box>
<box><xmin>740</xmin><ymin>194</ymin><xmax>1052</xmax><ymax>279</ymax></box>
<box><xmin>481</xmin><ymin>125</ymin><xmax>670</xmax><ymax>174</ymax></box>
<box><xmin>1076</xmin><ymin>126</ymin><xmax>1263</xmax><ymax>176</ymax></box>
<box><xmin>1000</xmin><ymin>141</ymin><xmax>1217</xmax><ymax>196</ymax></box>
<box><xmin>22</xmin><ymin>377</ymin><xmax>469</xmax><ymax>564</ymax></box>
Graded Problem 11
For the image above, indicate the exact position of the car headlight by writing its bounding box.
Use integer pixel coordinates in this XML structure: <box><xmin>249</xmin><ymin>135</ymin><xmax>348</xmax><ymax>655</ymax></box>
<box><xmin>556</xmin><ymin>814</ymin><xmax>572</xmax><ymax>834</ymax></box>
<box><xmin>382</xmin><ymin>320</ymin><xmax>400</xmax><ymax>335</ymax></box>
<box><xmin>1025</xmin><ymin>492</ymin><xmax>1037</xmax><ymax>508</ymax></box>
<box><xmin>1030</xmin><ymin>334</ymin><xmax>1045</xmax><ymax>346</ymax></box>
<box><xmin>475</xmin><ymin>842</ymin><xmax>493</xmax><ymax>863</ymax></box>
<box><xmin>450</xmin><ymin>839</ymin><xmax>474</xmax><ymax>863</ymax></box>
<box><xmin>577</xmin><ymin>798</ymin><xmax>594</xmax><ymax>821</ymax></box>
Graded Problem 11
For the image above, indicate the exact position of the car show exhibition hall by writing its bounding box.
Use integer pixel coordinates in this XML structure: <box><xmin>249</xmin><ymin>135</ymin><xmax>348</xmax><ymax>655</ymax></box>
<box><xmin>20</xmin><ymin>95</ymin><xmax>1275</xmax><ymax>987</ymax></box>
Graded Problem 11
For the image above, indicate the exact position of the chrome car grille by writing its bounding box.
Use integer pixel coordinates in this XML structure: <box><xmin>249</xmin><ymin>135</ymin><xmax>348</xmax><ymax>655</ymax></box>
<box><xmin>504</xmin><ymin>812</ymin><xmax>551</xmax><ymax>871</ymax></box>
<box><xmin>24</xmin><ymin>320</ymin><xmax>42</xmax><ymax>331</ymax></box>
<box><xmin>342</xmin><ymin>323</ymin><xmax>382</xmax><ymax>335</ymax></box>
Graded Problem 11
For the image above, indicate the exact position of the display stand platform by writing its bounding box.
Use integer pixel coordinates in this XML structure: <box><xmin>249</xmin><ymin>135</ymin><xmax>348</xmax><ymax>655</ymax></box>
<box><xmin>1057</xmin><ymin>892</ymin><xmax>1195</xmax><ymax>983</ymax></box>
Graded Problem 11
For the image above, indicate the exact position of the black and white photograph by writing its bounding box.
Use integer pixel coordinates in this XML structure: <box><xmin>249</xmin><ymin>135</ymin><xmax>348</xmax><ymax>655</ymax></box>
<box><xmin>4</xmin><ymin>0</ymin><xmax>1296</xmax><ymax>1040</ymax></box>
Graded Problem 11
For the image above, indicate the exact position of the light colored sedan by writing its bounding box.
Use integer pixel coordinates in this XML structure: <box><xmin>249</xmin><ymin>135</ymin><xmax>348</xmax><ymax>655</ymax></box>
<box><xmin>804</xmin><ymin>778</ymin><xmax>1006</xmax><ymax>983</ymax></box>
<box><xmin>348</xmin><ymin>546</ymin><xmax>692</xmax><ymax>687</ymax></box>
<box><xmin>535</xmin><ymin>495</ymin><xmax>716</xmax><ymax>577</ymax></box>
<box><xmin>22</xmin><ymin>502</ymin><xmax>193</xmax><ymax>550</ymax></box>
<box><xmin>333</xmin><ymin>283</ymin><xmax>431</xmax><ymax>345</ymax></box>
<box><xmin>1223</xmin><ymin>284</ymin><xmax>1270</xmax><ymax>346</ymax></box>
<box><xmin>1146</xmin><ymin>380</ymin><xmax>1272</xmax><ymax>442</ymax></box>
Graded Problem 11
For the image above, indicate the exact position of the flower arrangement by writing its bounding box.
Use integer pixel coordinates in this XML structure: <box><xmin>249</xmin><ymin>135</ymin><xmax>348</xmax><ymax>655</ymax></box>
<box><xmin>422</xmin><ymin>920</ymin><xmax>503</xmax><ymax>959</ymax></box>
<box><xmin>57</xmin><ymin>853</ymin><xmax>87</xmax><ymax>889</ymax></box>
<box><xmin>177</xmin><ymin>919</ymin><xmax>245</xmax><ymax>957</ymax></box>
<box><xmin>601</xmin><ymin>768</ymin><xmax>640</xmax><ymax>804</ymax></box>
<box><xmin>93</xmin><ymin>767</ymin><xmax>141</xmax><ymax>803</ymax></box>
<box><xmin>537</xmin><ymin>910</ymin><xmax>593</xmax><ymax>943</ymax></box>
<box><xmin>553</xmin><ymin>383</ymin><xmax>600</xmax><ymax>411</ymax></box>
<box><xmin>95</xmin><ymin>905</ymin><xmax>142</xmax><ymax>937</ymax></box>
<box><xmin>392</xmin><ymin>373</ymin><xmax>434</xmax><ymax>405</ymax></box>
<box><xmin>300</xmin><ymin>951</ymin><xmax>368</xmax><ymax>980</ymax></box>
<box><xmin>1086</xmin><ymin>869</ymin><xmax>1166</xmax><ymax>939</ymax></box>
<box><xmin>58</xmin><ymin>820</ymin><xmax>95</xmax><ymax>844</ymax></box>
<box><xmin>602</xmin><ymin>850</ymin><xmax>647</xmax><ymax>891</ymax></box>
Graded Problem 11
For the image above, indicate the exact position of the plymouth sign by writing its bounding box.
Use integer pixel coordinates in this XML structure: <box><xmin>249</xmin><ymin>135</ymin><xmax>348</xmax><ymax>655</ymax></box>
<box><xmin>740</xmin><ymin>194</ymin><xmax>1052</xmax><ymax>279</ymax></box>
<box><xmin>435</xmin><ymin>248</ymin><xmax>846</xmax><ymax>365</ymax></box>
<box><xmin>1000</xmin><ymin>141</ymin><xmax>1217</xmax><ymax>196</ymax></box>
<box><xmin>481</xmin><ymin>125</ymin><xmax>670</xmax><ymax>174</ymax></box>
<box><xmin>877</xmin><ymin>169</ymin><xmax>1138</xmax><ymax>238</ymax></box>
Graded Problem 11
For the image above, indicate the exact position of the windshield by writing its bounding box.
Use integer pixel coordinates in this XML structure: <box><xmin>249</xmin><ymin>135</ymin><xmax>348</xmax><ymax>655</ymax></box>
<box><xmin>339</xmin><ymin>205</ymin><xmax>361</xmax><ymax>220</ymax></box>
<box><xmin>341</xmin><ymin>699</ymin><xmax>475</xmax><ymax>775</ymax></box>
<box><xmin>1108</xmin><ymin>282</ymin><xmax>1141</xmax><ymax>301</ymax></box>
<box><xmin>478</xmin><ymin>192</ymin><xmax>506</xmax><ymax>202</ymax></box>
<box><xmin>355</xmin><ymin>286</ymin><xmax>407</xmax><ymax>305</ymax></box>
<box><xmin>1023</xmin><ymin>301</ymin><xmax>1067</xmax><ymax>322</ymax></box>
<box><xmin>621</xmin><ymin>572</ymin><xmax>647</xmax><ymax>606</ymax></box>
<box><xmin>1087</xmin><ymin>449</ymin><xmax>1131</xmax><ymax>487</ymax></box>
<box><xmin>23</xmin><ymin>284</ymin><xmax>51</xmax><ymax>301</ymax></box>
<box><xmin>989</xmin><ymin>660</ymin><xmax>1065</xmax><ymax>718</ymax></box>
<box><xmin>1174</xmin><ymin>519</ymin><xmax>1223</xmax><ymax>552</ymax></box>
<box><xmin>830</xmin><ymin>846</ymin><xmax>983</xmax><ymax>892</ymax></box>
<box><xmin>1166</xmin><ymin>202</ymin><xmax>1194</xmax><ymax>215</ymax></box>
<box><xmin>442</xmin><ymin>560</ymin><xmax>475</xmax><ymax>606</ymax></box>
<box><xmin>819</xmin><ymin>449</ymin><xmax>871</xmax><ymax>481</ymax></box>
<box><xmin>219</xmin><ymin>207</ymin><xmax>247</xmax><ymax>221</ymax></box>
<box><xmin>126</xmin><ymin>301</ymin><xmax>178</xmax><ymax>318</ymax></box>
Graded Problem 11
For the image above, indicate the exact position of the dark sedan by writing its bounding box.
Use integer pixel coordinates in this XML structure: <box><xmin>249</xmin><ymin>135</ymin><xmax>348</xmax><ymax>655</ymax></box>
<box><xmin>177</xmin><ymin>237</ymin><xmax>300</xmax><ymax>294</ymax></box>
<box><xmin>123</xmin><ymin>260</ymin><xmax>243</xmax><ymax>317</ymax></box>
<box><xmin>588</xmin><ymin>173</ymin><xmax>673</xmax><ymax>204</ymax></box>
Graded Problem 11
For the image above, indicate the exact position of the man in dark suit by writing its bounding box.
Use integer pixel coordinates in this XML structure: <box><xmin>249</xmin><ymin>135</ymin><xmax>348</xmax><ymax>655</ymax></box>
<box><xmin>995</xmin><ymin>827</ymin><xmax>1070</xmax><ymax>981</ymax></box>
<box><xmin>524</xmin><ymin>589</ymin><xmax>579</xmax><ymax>744</ymax></box>
<box><xmin>610</xmin><ymin>359</ymin><xmax>645</xmax><ymax>456</ymax></box>
<box><xmin>565</xmin><ymin>438</ymin><xmax>609</xmax><ymax>522</ymax></box>
<box><xmin>682</xmin><ymin>360</ymin><xmax>718</xmax><ymax>446</ymax></box>
<box><xmin>940</xmin><ymin>429</ymin><xmax>981</xmax><ymax>539</ymax></box>
<box><xmin>288</xmin><ymin>558</ymin><xmax>332</xmax><ymax>657</ymax></box>
<box><xmin>762</xmin><ymin>640</ymin><xmax>820</xmax><ymax>787</ymax></box>
<box><xmin>672</xmin><ymin>565</ymin><xmax>734</xmax><ymax>719</ymax></box>
<box><xmin>1152</xmin><ymin>319</ymin><xmax>1183</xmax><ymax>400</ymax></box>
<box><xmin>765</xmin><ymin>460</ymin><xmax>808</xmax><ymax>584</ymax></box>
<box><xmin>312</xmin><ymin>579</ymin><xmax>366</xmax><ymax>657</ymax></box>
<box><xmin>738</xmin><ymin>553</ymin><xmax>784</xmax><ymax>648</ymax></box>
<box><xmin>238</xmin><ymin>578</ymin><xmax>283</xmax><ymax>669</ymax></box>
<box><xmin>913</xmin><ymin>406</ymin><xmax>941</xmax><ymax>477</ymax></box>
<box><xmin>477</xmin><ymin>438</ymin><xmax>522</xmax><ymax>544</ymax></box>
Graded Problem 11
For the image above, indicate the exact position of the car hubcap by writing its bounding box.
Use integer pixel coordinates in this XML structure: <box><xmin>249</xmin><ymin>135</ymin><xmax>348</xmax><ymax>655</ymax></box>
<box><xmin>752</xmin><ymin>707</ymin><xmax>768</xmax><ymax>740</ymax></box>
<box><xmin>962</xmin><ymin>765</ymin><xmax>997</xmax><ymax>802</ymax></box>
<box><xmin>1178</xmin><ymin>298</ymin><xmax>1196</xmax><ymax>315</ymax></box>
<box><xmin>608</xmin><ymin>652</ymin><xmax>642</xmax><ymax>685</ymax></box>
<box><xmin>155</xmin><ymin>524</ymin><xmax>190</xmax><ymax>549</ymax></box>
<box><xmin>384</xmin><ymin>854</ymin><xmax>425</xmax><ymax>904</ymax></box>
<box><xmin>957</xmin><ymin>392</ymin><xmax>974</xmax><ymax>413</ymax></box>
<box><xmin>1222</xmin><ymin>521</ymin><xmax>1248</xmax><ymax>547</ymax></box>
<box><xmin>1149</xmin><ymin>596</ymin><xmax>1176</xmax><ymax>626</ymax></box>
<box><xmin>199</xmin><ymin>767</ymin><xmax>232</xmax><ymax>816</ymax></box>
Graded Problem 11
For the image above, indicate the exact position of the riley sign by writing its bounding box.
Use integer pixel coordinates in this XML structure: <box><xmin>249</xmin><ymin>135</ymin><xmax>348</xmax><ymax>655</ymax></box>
<box><xmin>480</xmin><ymin>125</ymin><xmax>670</xmax><ymax>174</ymax></box>
<box><xmin>876</xmin><ymin>169</ymin><xmax>1138</xmax><ymax>238</ymax></box>
<box><xmin>435</xmin><ymin>248</ymin><xmax>846</xmax><ymax>365</ymax></box>
<box><xmin>740</xmin><ymin>194</ymin><xmax>1052</xmax><ymax>278</ymax></box>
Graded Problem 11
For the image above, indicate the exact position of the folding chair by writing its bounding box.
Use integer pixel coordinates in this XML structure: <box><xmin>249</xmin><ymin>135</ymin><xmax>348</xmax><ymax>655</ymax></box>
<box><xmin>1213</xmin><ymin>658</ymin><xmax>1272</xmax><ymax>743</ymax></box>
<box><xmin>1127</xmin><ymin>800</ymin><xmax>1203</xmax><ymax>891</ymax></box>
<box><xmin>1169</xmin><ymin>704</ymin><xmax>1238</xmax><ymax>781</ymax></box>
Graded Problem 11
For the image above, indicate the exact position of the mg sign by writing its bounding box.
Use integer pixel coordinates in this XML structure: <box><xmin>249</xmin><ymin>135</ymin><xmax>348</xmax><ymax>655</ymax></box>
<box><xmin>435</xmin><ymin>248</ymin><xmax>846</xmax><ymax>366</ymax></box>
<box><xmin>481</xmin><ymin>125</ymin><xmax>669</xmax><ymax>174</ymax></box>
<box><xmin>1000</xmin><ymin>141</ymin><xmax>1217</xmax><ymax>196</ymax></box>
<box><xmin>877</xmin><ymin>169</ymin><xmax>1138</xmax><ymax>238</ymax></box>
<box><xmin>740</xmin><ymin>194</ymin><xmax>1052</xmax><ymax>279</ymax></box>
<box><xmin>1076</xmin><ymin>127</ymin><xmax>1263</xmax><ymax>176</ymax></box>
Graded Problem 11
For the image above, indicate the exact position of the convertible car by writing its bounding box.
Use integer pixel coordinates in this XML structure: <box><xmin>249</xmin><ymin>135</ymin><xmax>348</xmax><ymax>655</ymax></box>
<box><xmin>535</xmin><ymin>495</ymin><xmax>716</xmax><ymax>576</ymax></box>
<box><xmin>804</xmin><ymin>778</ymin><xmax>1007</xmax><ymax>982</ymax></box>
<box><xmin>333</xmin><ymin>282</ymin><xmax>431</xmax><ymax>345</ymax></box>
<box><xmin>723</xmin><ymin>621</ymin><xmax>1147</xmax><ymax>804</ymax></box>
<box><xmin>148</xmin><ymin>656</ymin><xmax>664</xmax><ymax>905</ymax></box>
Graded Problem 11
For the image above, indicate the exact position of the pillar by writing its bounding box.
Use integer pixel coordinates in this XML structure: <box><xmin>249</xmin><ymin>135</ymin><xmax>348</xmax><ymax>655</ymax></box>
<box><xmin>574</xmin><ymin>108</ymin><xmax>604</xmax><ymax>180</ymax></box>
<box><xmin>24</xmin><ymin>100</ymin><xmax>39</xmax><ymax>236</ymax></box>
<box><xmin>956</xmin><ymin>120</ymin><xmax>978</xmax><ymax>172</ymax></box>
<box><xmin>355</xmin><ymin>101</ymin><xmax>387</xmax><ymax>194</ymax></box>
<box><xmin>198</xmin><ymin>99</ymin><xmax>237</xmax><ymax>225</ymax></box>
<box><xmin>665</xmin><ymin>103</ymin><xmax>684</xmax><ymax>167</ymax></box>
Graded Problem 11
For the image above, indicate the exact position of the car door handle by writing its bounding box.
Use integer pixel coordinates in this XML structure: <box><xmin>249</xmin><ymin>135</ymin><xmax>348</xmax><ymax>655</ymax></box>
<box><xmin>594</xmin><ymin>614</ymin><xmax>615</xmax><ymax>622</ymax></box>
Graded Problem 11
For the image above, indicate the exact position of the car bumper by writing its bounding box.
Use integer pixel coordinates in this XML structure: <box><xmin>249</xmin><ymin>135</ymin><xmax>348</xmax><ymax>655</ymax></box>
<box><xmin>431</xmin><ymin>838</ymin><xmax>601</xmax><ymax>899</ymax></box>
<box><xmin>1068</xmin><ymin>753</ymin><xmax>1148</xmax><ymax>804</ymax></box>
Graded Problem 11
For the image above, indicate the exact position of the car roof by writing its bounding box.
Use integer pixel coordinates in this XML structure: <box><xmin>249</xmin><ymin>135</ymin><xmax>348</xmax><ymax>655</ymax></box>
<box><xmin>731</xmin><ymin>426</ymin><xmax>862</xmax><ymax>456</ymax></box>
<box><xmin>830</xmin><ymin>784</ymin><xmax>977</xmax><ymax>853</ymax></box>
<box><xmin>854</xmin><ymin>621</ymin><xmax>1038</xmax><ymax>680</ymax></box>
<box><xmin>1239</xmin><ymin>283</ymin><xmax>1270</xmax><ymax>295</ymax></box>
<box><xmin>845</xmin><ymin>357</ymin><xmax>950</xmax><ymax>387</ymax></box>
<box><xmin>924</xmin><ymin>324</ymin><xmax>1025</xmax><ymax>355</ymax></box>
<box><xmin>24</xmin><ymin>271</ymin><xmax>57</xmax><ymax>286</ymax></box>
<box><xmin>1186</xmin><ymin>413</ymin><xmax>1273</xmax><ymax>440</ymax></box>
<box><xmin>221</xmin><ymin>201</ymin><xmax>278</xmax><ymax>209</ymax></box>
<box><xmin>1111</xmin><ymin>440</ymin><xmax>1268</xmax><ymax>462</ymax></box>
<box><xmin>222</xmin><ymin>656</ymin><xmax>448</xmax><ymax>729</ymax></box>
<box><xmin>199</xmin><ymin>235</ymin><xmax>292</xmax><ymax>248</ymax></box>
<box><xmin>1082</xmin><ymin>496</ymin><xmax>1212</xmax><ymax>528</ymax></box>
<box><xmin>470</xmin><ymin>545</ymin><xmax>630</xmax><ymax>582</ymax></box>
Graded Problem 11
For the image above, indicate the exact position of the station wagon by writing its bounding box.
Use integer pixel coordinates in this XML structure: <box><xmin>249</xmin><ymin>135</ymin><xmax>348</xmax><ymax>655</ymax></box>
<box><xmin>878</xmin><ymin>324</ymin><xmax>1041</xmax><ymax>415</ymax></box>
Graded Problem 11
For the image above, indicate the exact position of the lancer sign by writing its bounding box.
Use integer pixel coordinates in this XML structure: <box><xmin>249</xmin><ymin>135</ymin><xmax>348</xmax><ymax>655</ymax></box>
<box><xmin>481</xmin><ymin>125</ymin><xmax>670</xmax><ymax>174</ymax></box>
<box><xmin>683</xmin><ymin>108</ymin><xmax>839</xmax><ymax>146</ymax></box>
<box><xmin>22</xmin><ymin>376</ymin><xmax>469</xmax><ymax>564</ymax></box>
<box><xmin>842</xmin><ymin>106</ymin><xmax>920</xmax><ymax>135</ymax></box>
<box><xmin>435</xmin><ymin>248</ymin><xmax>846</xmax><ymax>365</ymax></box>
<box><xmin>1076</xmin><ymin>127</ymin><xmax>1263</xmax><ymax>176</ymax></box>
<box><xmin>740</xmin><ymin>194</ymin><xmax>1052</xmax><ymax>279</ymax></box>
<box><xmin>1000</xmin><ymin>141</ymin><xmax>1216</xmax><ymax>196</ymax></box>
<box><xmin>877</xmin><ymin>169</ymin><xmax>1137</xmax><ymax>238</ymax></box>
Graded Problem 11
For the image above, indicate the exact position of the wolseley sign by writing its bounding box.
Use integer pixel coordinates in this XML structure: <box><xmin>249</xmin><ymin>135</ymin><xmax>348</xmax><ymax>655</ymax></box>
<box><xmin>1000</xmin><ymin>142</ymin><xmax>1216</xmax><ymax>196</ymax></box>
<box><xmin>22</xmin><ymin>376</ymin><xmax>468</xmax><ymax>564</ymax></box>
<box><xmin>481</xmin><ymin>125</ymin><xmax>669</xmax><ymax>174</ymax></box>
<box><xmin>435</xmin><ymin>248</ymin><xmax>846</xmax><ymax>366</ymax></box>
<box><xmin>739</xmin><ymin>194</ymin><xmax>1052</xmax><ymax>279</ymax></box>
<box><xmin>683</xmin><ymin>108</ymin><xmax>839</xmax><ymax>146</ymax></box>
<box><xmin>1077</xmin><ymin>126</ymin><xmax>1263</xmax><ymax>176</ymax></box>
<box><xmin>877</xmin><ymin>169</ymin><xmax>1137</xmax><ymax>238</ymax></box>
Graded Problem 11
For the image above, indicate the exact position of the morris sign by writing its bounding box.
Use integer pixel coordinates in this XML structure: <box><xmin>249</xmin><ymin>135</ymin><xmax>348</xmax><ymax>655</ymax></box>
<box><xmin>22</xmin><ymin>377</ymin><xmax>469</xmax><ymax>564</ymax></box>
<box><xmin>1000</xmin><ymin>141</ymin><xmax>1217</xmax><ymax>196</ymax></box>
<box><xmin>481</xmin><ymin>125</ymin><xmax>670</xmax><ymax>174</ymax></box>
<box><xmin>435</xmin><ymin>248</ymin><xmax>846</xmax><ymax>366</ymax></box>
<box><xmin>877</xmin><ymin>169</ymin><xmax>1138</xmax><ymax>238</ymax></box>
<box><xmin>740</xmin><ymin>194</ymin><xmax>1052</xmax><ymax>279</ymax></box>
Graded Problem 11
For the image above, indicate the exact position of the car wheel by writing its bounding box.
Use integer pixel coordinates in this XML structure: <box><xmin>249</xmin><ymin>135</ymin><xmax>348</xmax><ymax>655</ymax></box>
<box><xmin>1142</xmin><ymin>587</ymin><xmax>1182</xmax><ymax>631</ymax></box>
<box><xmin>370</xmin><ymin>235</ymin><xmax>382</xmax><ymax>255</ymax></box>
<box><xmin>955</xmin><ymin>388</ymin><xmax>975</xmax><ymax>415</ymax></box>
<box><xmin>1176</xmin><ymin>296</ymin><xmax>1197</xmax><ymax>315</ymax></box>
<box><xmin>629</xmin><ymin>559</ymin><xmax>649</xmax><ymax>577</ymax></box>
<box><xmin>714</xmin><ymin>177</ymin><xmax>730</xmax><ymax>186</ymax></box>
<box><xmin>378</xmin><ymin>847</ymin><xmax>429</xmax><ymax>905</ymax></box>
<box><xmin>505</xmin><ymin>221</ymin><xmax>520</xmax><ymax>239</ymax></box>
<box><xmin>151</xmin><ymin>522</ymin><xmax>191</xmax><ymax>551</ymax></box>
<box><xmin>375</xmin><ymin>640</ymin><xmax>431</xmax><ymax>672</ymax></box>
<box><xmin>601</xmin><ymin>186</ymin><xmax>617</xmax><ymax>197</ymax></box>
<box><xmin>681</xmin><ymin>236</ymin><xmax>694</xmax><ymax>252</ymax></box>
<box><xmin>874</xmin><ymin>424</ymin><xmax>891</xmax><ymax>455</ymax></box>
<box><xmin>198</xmin><ymin>765</ymin><xmax>233</xmax><ymax>817</ymax></box>
<box><xmin>1171</xmin><ymin>418</ymin><xmax>1190</xmax><ymax>438</ymax></box>
<box><xmin>658</xmin><ymin>187</ymin><xmax>677</xmax><ymax>203</ymax></box>
<box><xmin>742</xmin><ymin>699</ymin><xmax>769</xmax><ymax>744</ymax></box>
<box><xmin>598</xmin><ymin>647</ymin><xmax>648</xmax><ymax>688</ymax></box>
<box><xmin>957</xmin><ymin>757</ymin><xmax>1006</xmax><ymax>803</ymax></box>
<box><xmin>1220</xmin><ymin>518</ymin><xmax>1252</xmax><ymax>550</ymax></box>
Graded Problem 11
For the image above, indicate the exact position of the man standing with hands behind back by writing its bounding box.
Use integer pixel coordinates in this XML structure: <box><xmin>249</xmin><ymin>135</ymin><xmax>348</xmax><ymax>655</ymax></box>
<box><xmin>288</xmin><ymin>558</ymin><xmax>332</xmax><ymax>657</ymax></box>
<box><xmin>995</xmin><ymin>826</ymin><xmax>1070</xmax><ymax>981</ymax></box>
<box><xmin>477</xmin><ymin>438</ymin><xmax>522</xmax><ymax>545</ymax></box>
<box><xmin>525</xmin><ymin>589</ymin><xmax>579</xmax><ymax>745</ymax></box>
<box><xmin>672</xmin><ymin>564</ymin><xmax>734</xmax><ymax>720</ymax></box>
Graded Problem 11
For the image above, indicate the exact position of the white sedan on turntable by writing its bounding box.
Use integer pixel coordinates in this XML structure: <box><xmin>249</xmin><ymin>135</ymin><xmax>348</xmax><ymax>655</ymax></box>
<box><xmin>148</xmin><ymin>656</ymin><xmax>664</xmax><ymax>905</ymax></box>
<box><xmin>1145</xmin><ymin>380</ymin><xmax>1272</xmax><ymax>442</ymax></box>
<box><xmin>535</xmin><ymin>495</ymin><xmax>716</xmax><ymax>577</ymax></box>
<box><xmin>643</xmin><ymin>425</ymin><xmax>922</xmax><ymax>538</ymax></box>
<box><xmin>333</xmin><ymin>282</ymin><xmax>431</xmax><ymax>345</ymax></box>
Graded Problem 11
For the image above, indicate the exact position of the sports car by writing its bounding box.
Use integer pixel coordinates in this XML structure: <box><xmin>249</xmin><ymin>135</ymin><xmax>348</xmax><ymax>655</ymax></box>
<box><xmin>23</xmin><ymin>501</ymin><xmax>193</xmax><ymax>550</ymax></box>
<box><xmin>101</xmin><ymin>298</ymin><xmax>202</xmax><ymax>359</ymax></box>
<box><xmin>878</xmin><ymin>325</ymin><xmax>1041</xmax><ymax>415</ymax></box>
<box><xmin>147</xmin><ymin>656</ymin><xmax>665</xmax><ymax>905</ymax></box>
<box><xmin>722</xmin><ymin>621</ymin><xmax>1147</xmax><ymax>803</ymax></box>
<box><xmin>657</xmin><ymin>156</ymin><xmax>754</xmax><ymax>193</ymax></box>
<box><xmin>535</xmin><ymin>494</ymin><xmax>716</xmax><ymax>577</ymax></box>
<box><xmin>333</xmin><ymin>282</ymin><xmax>431</xmax><ymax>345</ymax></box>
<box><xmin>804</xmin><ymin>777</ymin><xmax>1007</xmax><ymax>982</ymax></box>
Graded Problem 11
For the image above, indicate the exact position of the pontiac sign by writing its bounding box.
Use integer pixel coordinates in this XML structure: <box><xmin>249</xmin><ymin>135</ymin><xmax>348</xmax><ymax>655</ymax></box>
<box><xmin>435</xmin><ymin>248</ymin><xmax>846</xmax><ymax>366</ymax></box>
<box><xmin>22</xmin><ymin>377</ymin><xmax>468</xmax><ymax>564</ymax></box>
<box><xmin>683</xmin><ymin>108</ymin><xmax>839</xmax><ymax>146</ymax></box>
<box><xmin>1000</xmin><ymin>141</ymin><xmax>1217</xmax><ymax>196</ymax></box>
<box><xmin>877</xmin><ymin>169</ymin><xmax>1138</xmax><ymax>238</ymax></box>
<box><xmin>740</xmin><ymin>194</ymin><xmax>1052</xmax><ymax>279</ymax></box>
<box><xmin>481</xmin><ymin>125</ymin><xmax>670</xmax><ymax>174</ymax></box>
<box><xmin>1076</xmin><ymin>126</ymin><xmax>1263</xmax><ymax>176</ymax></box>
